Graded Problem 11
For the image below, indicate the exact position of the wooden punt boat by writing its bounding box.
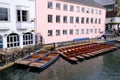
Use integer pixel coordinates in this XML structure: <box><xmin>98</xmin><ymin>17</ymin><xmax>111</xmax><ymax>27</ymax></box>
<box><xmin>28</xmin><ymin>52</ymin><xmax>59</xmax><ymax>69</ymax></box>
<box><xmin>15</xmin><ymin>51</ymin><xmax>49</xmax><ymax>65</ymax></box>
<box><xmin>59</xmin><ymin>51</ymin><xmax>78</xmax><ymax>62</ymax></box>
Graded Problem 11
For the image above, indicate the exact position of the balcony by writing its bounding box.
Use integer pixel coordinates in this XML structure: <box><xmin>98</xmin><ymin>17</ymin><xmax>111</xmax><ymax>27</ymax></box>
<box><xmin>0</xmin><ymin>26</ymin><xmax>10</xmax><ymax>31</ymax></box>
<box><xmin>16</xmin><ymin>22</ymin><xmax>30</xmax><ymax>30</ymax></box>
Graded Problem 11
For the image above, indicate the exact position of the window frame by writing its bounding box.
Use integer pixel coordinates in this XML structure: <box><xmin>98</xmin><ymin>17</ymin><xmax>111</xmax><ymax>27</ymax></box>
<box><xmin>76</xmin><ymin>6</ymin><xmax>80</xmax><ymax>12</ymax></box>
<box><xmin>56</xmin><ymin>3</ymin><xmax>61</xmax><ymax>10</ymax></box>
<box><xmin>75</xmin><ymin>29</ymin><xmax>79</xmax><ymax>35</ymax></box>
<box><xmin>63</xmin><ymin>4</ymin><xmax>68</xmax><ymax>11</ymax></box>
<box><xmin>48</xmin><ymin>1</ymin><xmax>53</xmax><ymax>9</ymax></box>
<box><xmin>7</xmin><ymin>34</ymin><xmax>20</xmax><ymax>48</ymax></box>
<box><xmin>63</xmin><ymin>16</ymin><xmax>67</xmax><ymax>23</ymax></box>
<box><xmin>70</xmin><ymin>16</ymin><xmax>74</xmax><ymax>23</ymax></box>
<box><xmin>48</xmin><ymin>15</ymin><xmax>53</xmax><ymax>23</ymax></box>
<box><xmin>81</xmin><ymin>17</ymin><xmax>84</xmax><ymax>23</ymax></box>
<box><xmin>56</xmin><ymin>15</ymin><xmax>60</xmax><ymax>23</ymax></box>
<box><xmin>76</xmin><ymin>17</ymin><xmax>79</xmax><ymax>23</ymax></box>
<box><xmin>23</xmin><ymin>33</ymin><xmax>33</xmax><ymax>45</ymax></box>
<box><xmin>63</xmin><ymin>30</ymin><xmax>67</xmax><ymax>35</ymax></box>
<box><xmin>70</xmin><ymin>5</ymin><xmax>74</xmax><ymax>11</ymax></box>
<box><xmin>16</xmin><ymin>10</ymin><xmax>29</xmax><ymax>22</ymax></box>
<box><xmin>0</xmin><ymin>7</ymin><xmax>9</xmax><ymax>22</ymax></box>
<box><xmin>69</xmin><ymin>29</ymin><xmax>73</xmax><ymax>35</ymax></box>
<box><xmin>56</xmin><ymin>30</ymin><xmax>60</xmax><ymax>36</ymax></box>
<box><xmin>48</xmin><ymin>30</ymin><xmax>53</xmax><ymax>36</ymax></box>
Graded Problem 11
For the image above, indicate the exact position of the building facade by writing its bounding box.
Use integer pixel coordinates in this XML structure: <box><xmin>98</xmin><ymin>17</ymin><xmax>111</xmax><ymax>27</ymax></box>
<box><xmin>0</xmin><ymin>0</ymin><xmax>35</xmax><ymax>49</ymax></box>
<box><xmin>96</xmin><ymin>0</ymin><xmax>120</xmax><ymax>32</ymax></box>
<box><xmin>35</xmin><ymin>0</ymin><xmax>106</xmax><ymax>44</ymax></box>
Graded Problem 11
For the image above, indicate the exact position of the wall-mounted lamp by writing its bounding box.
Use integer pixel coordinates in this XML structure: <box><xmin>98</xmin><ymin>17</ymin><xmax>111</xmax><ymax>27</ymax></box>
<box><xmin>22</xmin><ymin>32</ymin><xmax>25</xmax><ymax>34</ymax></box>
<box><xmin>30</xmin><ymin>19</ymin><xmax>34</xmax><ymax>22</ymax></box>
<box><xmin>4</xmin><ymin>34</ymin><xmax>7</xmax><ymax>37</ymax></box>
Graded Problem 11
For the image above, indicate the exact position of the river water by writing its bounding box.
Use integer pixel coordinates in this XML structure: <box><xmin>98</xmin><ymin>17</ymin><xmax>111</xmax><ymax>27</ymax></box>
<box><xmin>0</xmin><ymin>48</ymin><xmax>120</xmax><ymax>80</ymax></box>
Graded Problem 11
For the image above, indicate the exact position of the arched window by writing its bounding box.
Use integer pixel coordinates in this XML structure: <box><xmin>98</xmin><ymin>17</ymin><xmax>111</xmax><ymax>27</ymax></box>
<box><xmin>23</xmin><ymin>33</ymin><xmax>33</xmax><ymax>45</ymax></box>
<box><xmin>0</xmin><ymin>35</ymin><xmax>3</xmax><ymax>48</ymax></box>
<box><xmin>7</xmin><ymin>33</ymin><xmax>20</xmax><ymax>48</ymax></box>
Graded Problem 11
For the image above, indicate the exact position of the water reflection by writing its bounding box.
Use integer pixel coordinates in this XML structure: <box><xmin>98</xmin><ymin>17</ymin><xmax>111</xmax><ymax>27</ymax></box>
<box><xmin>0</xmin><ymin>49</ymin><xmax>120</xmax><ymax>80</ymax></box>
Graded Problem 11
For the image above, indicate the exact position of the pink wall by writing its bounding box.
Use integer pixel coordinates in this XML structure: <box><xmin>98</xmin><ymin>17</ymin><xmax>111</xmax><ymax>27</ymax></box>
<box><xmin>36</xmin><ymin>0</ymin><xmax>106</xmax><ymax>44</ymax></box>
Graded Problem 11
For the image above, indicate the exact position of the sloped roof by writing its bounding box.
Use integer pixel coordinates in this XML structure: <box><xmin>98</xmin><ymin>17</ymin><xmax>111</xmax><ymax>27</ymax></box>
<box><xmin>95</xmin><ymin>0</ymin><xmax>114</xmax><ymax>5</ymax></box>
<box><xmin>58</xmin><ymin>0</ymin><xmax>105</xmax><ymax>9</ymax></box>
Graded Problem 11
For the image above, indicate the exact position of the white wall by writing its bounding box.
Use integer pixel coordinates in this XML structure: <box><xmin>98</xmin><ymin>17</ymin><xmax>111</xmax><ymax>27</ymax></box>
<box><xmin>0</xmin><ymin>0</ymin><xmax>35</xmax><ymax>48</ymax></box>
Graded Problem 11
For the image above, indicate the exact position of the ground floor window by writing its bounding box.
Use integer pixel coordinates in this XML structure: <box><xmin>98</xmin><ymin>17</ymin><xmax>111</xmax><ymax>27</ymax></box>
<box><xmin>48</xmin><ymin>30</ymin><xmax>53</xmax><ymax>36</ymax></box>
<box><xmin>7</xmin><ymin>33</ymin><xmax>20</xmax><ymax>48</ymax></box>
<box><xmin>23</xmin><ymin>33</ymin><xmax>33</xmax><ymax>45</ymax></box>
<box><xmin>63</xmin><ymin>30</ymin><xmax>67</xmax><ymax>35</ymax></box>
<box><xmin>0</xmin><ymin>36</ymin><xmax>3</xmax><ymax>48</ymax></box>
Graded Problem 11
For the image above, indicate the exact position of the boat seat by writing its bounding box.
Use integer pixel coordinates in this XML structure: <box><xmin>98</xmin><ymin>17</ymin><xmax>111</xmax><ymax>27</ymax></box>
<box><xmin>31</xmin><ymin>55</ymin><xmax>41</xmax><ymax>58</ymax></box>
<box><xmin>41</xmin><ymin>57</ymin><xmax>52</xmax><ymax>61</ymax></box>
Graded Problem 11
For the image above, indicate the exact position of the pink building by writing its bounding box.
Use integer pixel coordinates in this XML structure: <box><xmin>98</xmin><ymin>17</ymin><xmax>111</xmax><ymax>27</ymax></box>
<box><xmin>35</xmin><ymin>0</ymin><xmax>106</xmax><ymax>44</ymax></box>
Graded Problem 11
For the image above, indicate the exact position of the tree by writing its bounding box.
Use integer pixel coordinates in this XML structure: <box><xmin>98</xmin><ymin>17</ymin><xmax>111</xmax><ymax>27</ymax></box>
<box><xmin>113</xmin><ymin>0</ymin><xmax>120</xmax><ymax>15</ymax></box>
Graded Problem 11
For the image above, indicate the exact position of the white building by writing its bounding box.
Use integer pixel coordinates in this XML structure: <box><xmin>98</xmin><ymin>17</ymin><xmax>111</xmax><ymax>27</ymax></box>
<box><xmin>0</xmin><ymin>0</ymin><xmax>35</xmax><ymax>49</ymax></box>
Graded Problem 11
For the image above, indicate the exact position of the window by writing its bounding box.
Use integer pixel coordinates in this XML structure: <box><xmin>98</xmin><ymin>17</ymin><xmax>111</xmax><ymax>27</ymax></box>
<box><xmin>86</xmin><ymin>29</ymin><xmax>89</xmax><ymax>34</ymax></box>
<box><xmin>75</xmin><ymin>29</ymin><xmax>79</xmax><ymax>35</ymax></box>
<box><xmin>7</xmin><ymin>33</ymin><xmax>20</xmax><ymax>48</ymax></box>
<box><xmin>48</xmin><ymin>15</ymin><xmax>53</xmax><ymax>22</ymax></box>
<box><xmin>70</xmin><ymin>16</ymin><xmax>74</xmax><ymax>23</ymax></box>
<box><xmin>90</xmin><ymin>29</ymin><xmax>93</xmax><ymax>33</ymax></box>
<box><xmin>48</xmin><ymin>30</ymin><xmax>53</xmax><ymax>36</ymax></box>
<box><xmin>76</xmin><ymin>6</ymin><xmax>80</xmax><ymax>12</ymax></box>
<box><xmin>48</xmin><ymin>2</ymin><xmax>53</xmax><ymax>8</ymax></box>
<box><xmin>98</xmin><ymin>28</ymin><xmax>101</xmax><ymax>33</ymax></box>
<box><xmin>56</xmin><ymin>15</ymin><xmax>60</xmax><ymax>23</ymax></box>
<box><xmin>17</xmin><ymin>10</ymin><xmax>28</xmax><ymax>22</ymax></box>
<box><xmin>94</xmin><ymin>28</ymin><xmax>97</xmax><ymax>33</ymax></box>
<box><xmin>81</xmin><ymin>29</ymin><xmax>84</xmax><ymax>34</ymax></box>
<box><xmin>95</xmin><ymin>18</ymin><xmax>97</xmax><ymax>24</ymax></box>
<box><xmin>69</xmin><ymin>29</ymin><xmax>73</xmax><ymax>35</ymax></box>
<box><xmin>91</xmin><ymin>9</ymin><xmax>94</xmax><ymax>14</ymax></box>
<box><xmin>23</xmin><ymin>33</ymin><xmax>33</xmax><ymax>45</ymax></box>
<box><xmin>86</xmin><ymin>18</ymin><xmax>89</xmax><ymax>24</ymax></box>
<box><xmin>56</xmin><ymin>30</ymin><xmax>60</xmax><ymax>36</ymax></box>
<box><xmin>76</xmin><ymin>17</ymin><xmax>79</xmax><ymax>23</ymax></box>
<box><xmin>99</xmin><ymin>18</ymin><xmax>101</xmax><ymax>24</ymax></box>
<box><xmin>63</xmin><ymin>4</ymin><xmax>67</xmax><ymax>11</ymax></box>
<box><xmin>99</xmin><ymin>10</ymin><xmax>101</xmax><ymax>15</ymax></box>
<box><xmin>56</xmin><ymin>3</ymin><xmax>61</xmax><ymax>10</ymax></box>
<box><xmin>70</xmin><ymin>5</ymin><xmax>74</xmax><ymax>11</ymax></box>
<box><xmin>86</xmin><ymin>8</ymin><xmax>89</xmax><ymax>13</ymax></box>
<box><xmin>81</xmin><ymin>7</ymin><xmax>85</xmax><ymax>13</ymax></box>
<box><xmin>95</xmin><ymin>9</ymin><xmax>98</xmax><ymax>14</ymax></box>
<box><xmin>115</xmin><ymin>1</ymin><xmax>118</xmax><ymax>4</ymax></box>
<box><xmin>81</xmin><ymin>17</ymin><xmax>84</xmax><ymax>23</ymax></box>
<box><xmin>63</xmin><ymin>30</ymin><xmax>67</xmax><ymax>35</ymax></box>
<box><xmin>63</xmin><ymin>16</ymin><xmax>67</xmax><ymax>23</ymax></box>
<box><xmin>91</xmin><ymin>18</ymin><xmax>93</xmax><ymax>24</ymax></box>
<box><xmin>0</xmin><ymin>8</ymin><xmax>9</xmax><ymax>21</ymax></box>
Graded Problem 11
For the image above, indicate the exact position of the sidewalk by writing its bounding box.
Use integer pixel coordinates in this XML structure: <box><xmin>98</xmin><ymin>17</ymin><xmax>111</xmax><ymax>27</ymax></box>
<box><xmin>0</xmin><ymin>62</ymin><xmax>14</xmax><ymax>71</ymax></box>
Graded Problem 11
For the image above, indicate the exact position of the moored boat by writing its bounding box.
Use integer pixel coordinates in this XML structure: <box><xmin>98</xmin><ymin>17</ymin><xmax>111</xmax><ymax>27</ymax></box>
<box><xmin>59</xmin><ymin>51</ymin><xmax>78</xmax><ymax>62</ymax></box>
<box><xmin>28</xmin><ymin>52</ymin><xmax>59</xmax><ymax>69</ymax></box>
<box><xmin>15</xmin><ymin>51</ymin><xmax>49</xmax><ymax>66</ymax></box>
